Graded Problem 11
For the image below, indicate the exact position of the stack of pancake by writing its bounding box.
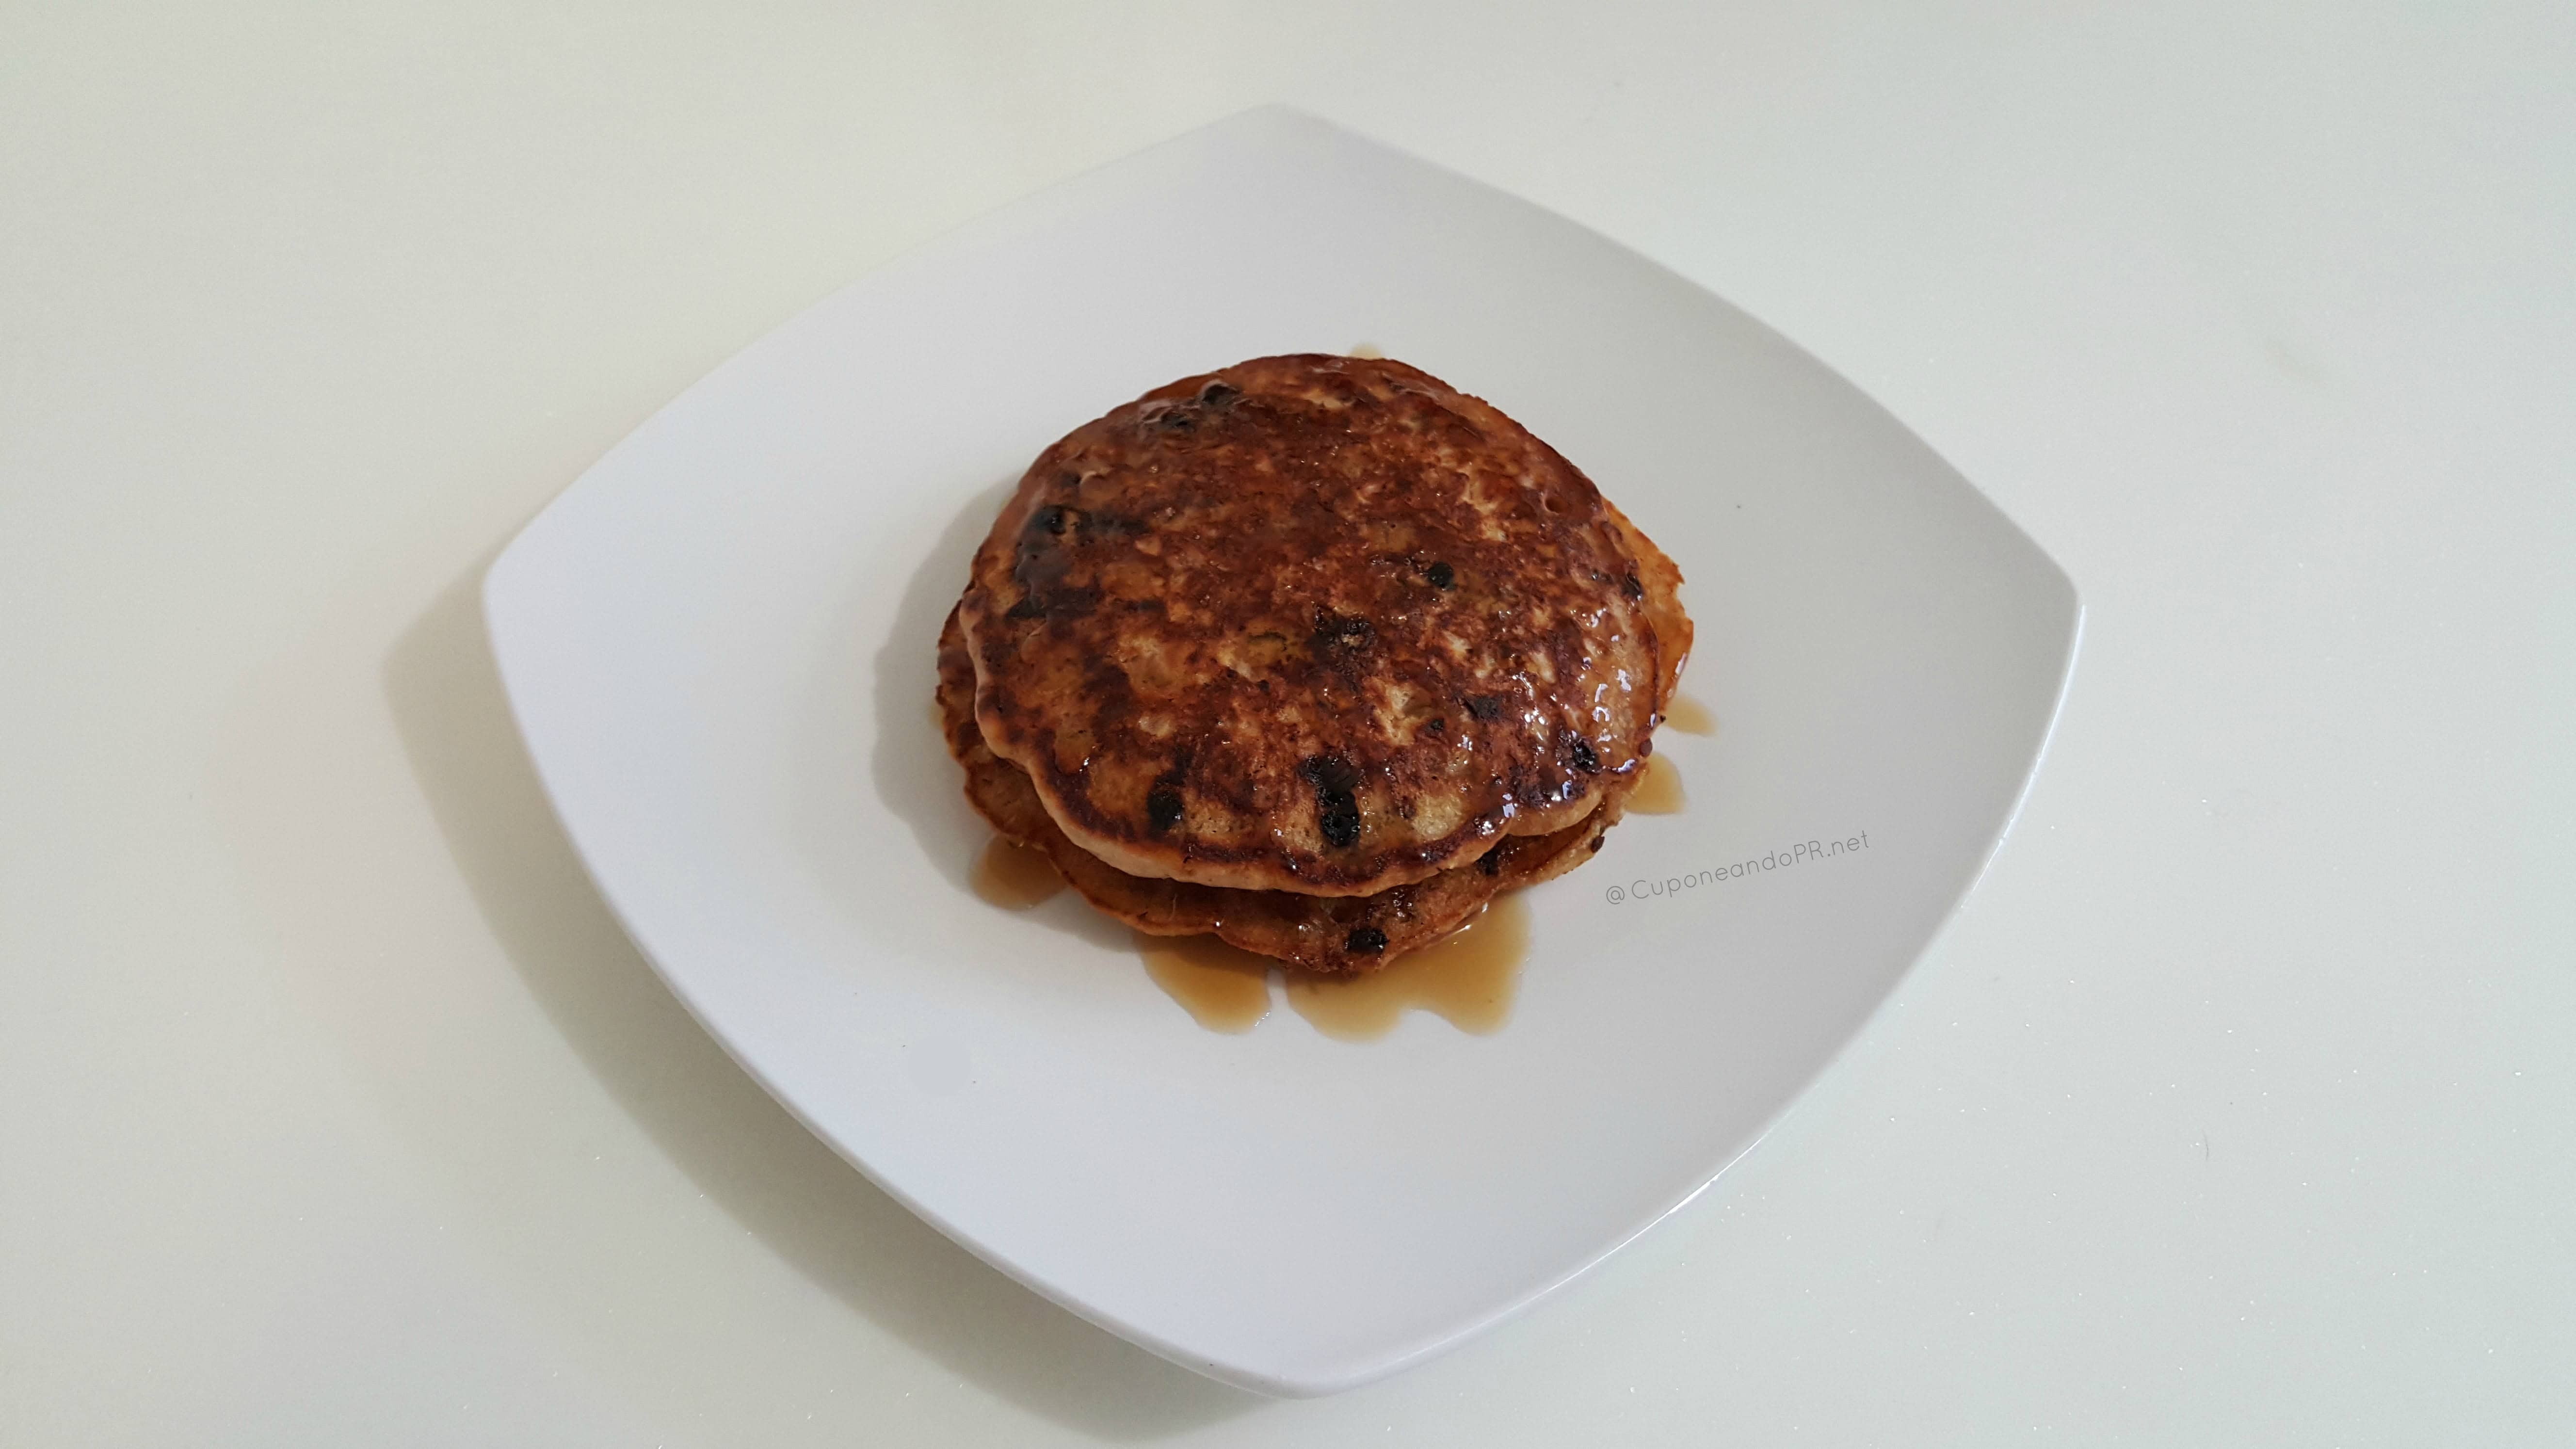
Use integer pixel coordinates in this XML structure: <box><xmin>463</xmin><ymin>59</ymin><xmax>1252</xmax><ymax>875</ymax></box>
<box><xmin>937</xmin><ymin>354</ymin><xmax>1691</xmax><ymax>973</ymax></box>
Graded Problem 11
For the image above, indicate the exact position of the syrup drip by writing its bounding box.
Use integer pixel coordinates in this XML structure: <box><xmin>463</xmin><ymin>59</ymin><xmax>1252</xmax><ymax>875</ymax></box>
<box><xmin>1664</xmin><ymin>694</ymin><xmax>1717</xmax><ymax>735</ymax></box>
<box><xmin>1630</xmin><ymin>754</ymin><xmax>1686</xmax><ymax>815</ymax></box>
<box><xmin>1138</xmin><ymin>934</ymin><xmax>1274</xmax><ymax>1032</ymax></box>
<box><xmin>972</xmin><ymin>837</ymin><xmax>1065</xmax><ymax>908</ymax></box>
<box><xmin>1283</xmin><ymin>895</ymin><xmax>1530</xmax><ymax>1041</ymax></box>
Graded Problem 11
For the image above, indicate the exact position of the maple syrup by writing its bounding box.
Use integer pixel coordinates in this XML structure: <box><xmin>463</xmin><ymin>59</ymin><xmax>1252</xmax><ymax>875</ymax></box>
<box><xmin>971</xmin><ymin>837</ymin><xmax>1065</xmax><ymax>908</ymax></box>
<box><xmin>1283</xmin><ymin>894</ymin><xmax>1530</xmax><ymax>1041</ymax></box>
<box><xmin>1138</xmin><ymin>934</ymin><xmax>1274</xmax><ymax>1032</ymax></box>
<box><xmin>1663</xmin><ymin>694</ymin><xmax>1717</xmax><ymax>735</ymax></box>
<box><xmin>1630</xmin><ymin>754</ymin><xmax>1686</xmax><ymax>814</ymax></box>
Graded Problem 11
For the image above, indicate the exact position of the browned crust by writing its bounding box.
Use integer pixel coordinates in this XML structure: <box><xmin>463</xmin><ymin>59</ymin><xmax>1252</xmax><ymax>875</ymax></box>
<box><xmin>955</xmin><ymin>354</ymin><xmax>1667</xmax><ymax>897</ymax></box>
<box><xmin>941</xmin><ymin>607</ymin><xmax>1625</xmax><ymax>973</ymax></box>
<box><xmin>1603</xmin><ymin>498</ymin><xmax>1691</xmax><ymax>715</ymax></box>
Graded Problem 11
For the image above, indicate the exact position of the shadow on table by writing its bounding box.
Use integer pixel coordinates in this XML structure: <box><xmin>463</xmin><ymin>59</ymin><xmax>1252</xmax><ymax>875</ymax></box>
<box><xmin>380</xmin><ymin>561</ymin><xmax>1256</xmax><ymax>1440</ymax></box>
<box><xmin>838</xmin><ymin>473</ymin><xmax>1133</xmax><ymax>955</ymax></box>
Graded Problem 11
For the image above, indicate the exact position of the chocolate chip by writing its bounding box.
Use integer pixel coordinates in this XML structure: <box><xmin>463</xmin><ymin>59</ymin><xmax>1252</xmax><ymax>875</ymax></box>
<box><xmin>1300</xmin><ymin>754</ymin><xmax>1363</xmax><ymax>849</ymax></box>
<box><xmin>1464</xmin><ymin>694</ymin><xmax>1503</xmax><ymax>721</ymax></box>
<box><xmin>1424</xmin><ymin>561</ymin><xmax>1455</xmax><ymax>590</ymax></box>
<box><xmin>1568</xmin><ymin>736</ymin><xmax>1599</xmax><ymax>773</ymax></box>
<box><xmin>1146</xmin><ymin>786</ymin><xmax>1183</xmax><ymax>833</ymax></box>
<box><xmin>1319</xmin><ymin>798</ymin><xmax>1361</xmax><ymax>848</ymax></box>
<box><xmin>1344</xmin><ymin>927</ymin><xmax>1388</xmax><ymax>954</ymax></box>
<box><xmin>1477</xmin><ymin>851</ymin><xmax>1502</xmax><ymax>877</ymax></box>
<box><xmin>1199</xmin><ymin>381</ymin><xmax>1240</xmax><ymax>404</ymax></box>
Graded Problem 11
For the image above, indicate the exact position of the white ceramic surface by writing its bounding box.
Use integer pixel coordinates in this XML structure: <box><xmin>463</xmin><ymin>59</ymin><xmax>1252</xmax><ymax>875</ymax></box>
<box><xmin>482</xmin><ymin>107</ymin><xmax>2077</xmax><ymax>1395</ymax></box>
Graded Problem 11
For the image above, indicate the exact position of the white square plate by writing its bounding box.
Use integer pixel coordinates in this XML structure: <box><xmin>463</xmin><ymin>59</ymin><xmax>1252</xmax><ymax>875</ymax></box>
<box><xmin>485</xmin><ymin>107</ymin><xmax>2079</xmax><ymax>1396</ymax></box>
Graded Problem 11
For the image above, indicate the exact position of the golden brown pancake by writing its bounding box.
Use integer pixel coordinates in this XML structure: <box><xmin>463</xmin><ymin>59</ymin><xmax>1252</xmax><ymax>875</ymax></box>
<box><xmin>940</xmin><ymin>608</ymin><xmax>1625</xmax><ymax>973</ymax></box>
<box><xmin>955</xmin><ymin>354</ymin><xmax>1667</xmax><ymax>897</ymax></box>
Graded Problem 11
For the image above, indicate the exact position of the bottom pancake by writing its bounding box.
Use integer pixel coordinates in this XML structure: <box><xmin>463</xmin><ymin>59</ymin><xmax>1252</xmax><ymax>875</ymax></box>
<box><xmin>938</xmin><ymin>607</ymin><xmax>1624</xmax><ymax>973</ymax></box>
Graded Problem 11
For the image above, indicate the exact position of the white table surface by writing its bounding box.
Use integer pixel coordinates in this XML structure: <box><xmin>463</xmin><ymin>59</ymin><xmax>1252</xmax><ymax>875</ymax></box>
<box><xmin>5</xmin><ymin>3</ymin><xmax>2570</xmax><ymax>1443</ymax></box>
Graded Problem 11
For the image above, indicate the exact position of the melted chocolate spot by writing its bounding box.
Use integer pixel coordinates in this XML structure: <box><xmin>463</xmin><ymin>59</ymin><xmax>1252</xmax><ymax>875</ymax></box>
<box><xmin>1299</xmin><ymin>754</ymin><xmax>1361</xmax><ymax>794</ymax></box>
<box><xmin>1568</xmin><ymin>736</ymin><xmax>1600</xmax><ymax>773</ymax></box>
<box><xmin>1344</xmin><ymin>926</ymin><xmax>1388</xmax><ymax>955</ymax></box>
<box><xmin>1146</xmin><ymin>785</ymin><xmax>1184</xmax><ymax>834</ymax></box>
<box><xmin>1312</xmin><ymin>612</ymin><xmax>1373</xmax><ymax>650</ymax></box>
<box><xmin>1008</xmin><ymin>506</ymin><xmax>1106</xmax><ymax>621</ymax></box>
<box><xmin>1424</xmin><ymin>561</ymin><xmax>1456</xmax><ymax>590</ymax></box>
<box><xmin>1464</xmin><ymin>694</ymin><xmax>1503</xmax><ymax>721</ymax></box>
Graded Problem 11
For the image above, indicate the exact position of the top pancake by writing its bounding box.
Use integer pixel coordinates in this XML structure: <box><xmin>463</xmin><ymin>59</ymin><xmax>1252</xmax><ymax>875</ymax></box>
<box><xmin>956</xmin><ymin>354</ymin><xmax>1675</xmax><ymax>897</ymax></box>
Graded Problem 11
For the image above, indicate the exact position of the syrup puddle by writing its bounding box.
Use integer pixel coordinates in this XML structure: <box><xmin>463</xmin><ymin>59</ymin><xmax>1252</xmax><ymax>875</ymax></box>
<box><xmin>1282</xmin><ymin>895</ymin><xmax>1529</xmax><ymax>1042</ymax></box>
<box><xmin>1664</xmin><ymin>693</ymin><xmax>1717</xmax><ymax>735</ymax></box>
<box><xmin>1630</xmin><ymin>754</ymin><xmax>1686</xmax><ymax>814</ymax></box>
<box><xmin>972</xmin><ymin>837</ymin><xmax>1065</xmax><ymax>909</ymax></box>
<box><xmin>1138</xmin><ymin>935</ymin><xmax>1274</xmax><ymax>1033</ymax></box>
